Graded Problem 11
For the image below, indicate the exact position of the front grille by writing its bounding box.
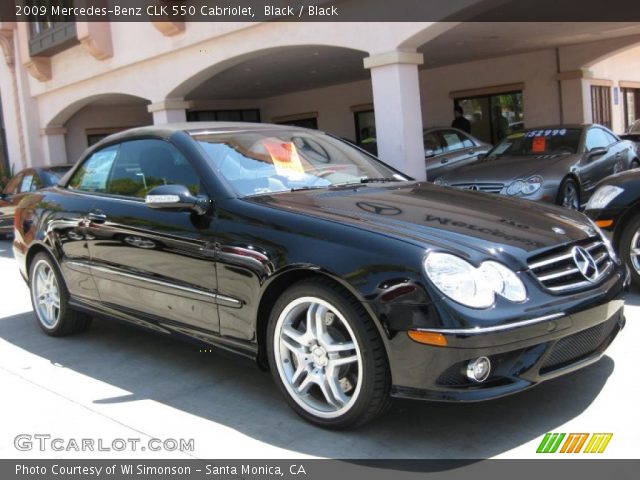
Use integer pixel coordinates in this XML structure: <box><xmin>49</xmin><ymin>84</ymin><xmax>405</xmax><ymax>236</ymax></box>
<box><xmin>450</xmin><ymin>182</ymin><xmax>504</xmax><ymax>194</ymax></box>
<box><xmin>540</xmin><ymin>315</ymin><xmax>619</xmax><ymax>373</ymax></box>
<box><xmin>528</xmin><ymin>238</ymin><xmax>613</xmax><ymax>293</ymax></box>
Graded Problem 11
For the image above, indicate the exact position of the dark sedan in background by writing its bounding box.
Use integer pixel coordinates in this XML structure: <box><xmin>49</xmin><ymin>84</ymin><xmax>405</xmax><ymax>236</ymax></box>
<box><xmin>435</xmin><ymin>124</ymin><xmax>638</xmax><ymax>209</ymax></box>
<box><xmin>585</xmin><ymin>169</ymin><xmax>640</xmax><ymax>287</ymax></box>
<box><xmin>0</xmin><ymin>165</ymin><xmax>73</xmax><ymax>237</ymax></box>
<box><xmin>12</xmin><ymin>123</ymin><xmax>626</xmax><ymax>429</ymax></box>
<box><xmin>423</xmin><ymin>127</ymin><xmax>491</xmax><ymax>180</ymax></box>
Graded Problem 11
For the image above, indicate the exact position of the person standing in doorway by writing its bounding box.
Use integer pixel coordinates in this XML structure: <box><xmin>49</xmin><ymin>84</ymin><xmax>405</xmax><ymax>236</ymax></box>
<box><xmin>451</xmin><ymin>105</ymin><xmax>471</xmax><ymax>133</ymax></box>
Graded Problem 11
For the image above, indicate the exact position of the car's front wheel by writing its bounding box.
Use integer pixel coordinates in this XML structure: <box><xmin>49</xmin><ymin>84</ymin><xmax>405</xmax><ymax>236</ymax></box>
<box><xmin>558</xmin><ymin>178</ymin><xmax>580</xmax><ymax>210</ymax></box>
<box><xmin>267</xmin><ymin>279</ymin><xmax>391</xmax><ymax>429</ymax></box>
<box><xmin>619</xmin><ymin>214</ymin><xmax>640</xmax><ymax>288</ymax></box>
<box><xmin>29</xmin><ymin>252</ymin><xmax>92</xmax><ymax>336</ymax></box>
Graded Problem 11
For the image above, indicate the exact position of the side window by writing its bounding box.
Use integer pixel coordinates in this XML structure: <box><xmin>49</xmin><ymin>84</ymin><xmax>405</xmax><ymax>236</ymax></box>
<box><xmin>602</xmin><ymin>130</ymin><xmax>618</xmax><ymax>145</ymax></box>
<box><xmin>441</xmin><ymin>131</ymin><xmax>466</xmax><ymax>152</ymax></box>
<box><xmin>423</xmin><ymin>132</ymin><xmax>444</xmax><ymax>155</ymax></box>
<box><xmin>68</xmin><ymin>145</ymin><xmax>119</xmax><ymax>193</ymax></box>
<box><xmin>19</xmin><ymin>174</ymin><xmax>34</xmax><ymax>193</ymax></box>
<box><xmin>585</xmin><ymin>128</ymin><xmax>610</xmax><ymax>151</ymax></box>
<box><xmin>4</xmin><ymin>173</ymin><xmax>23</xmax><ymax>195</ymax></box>
<box><xmin>107</xmin><ymin>139</ymin><xmax>200</xmax><ymax>198</ymax></box>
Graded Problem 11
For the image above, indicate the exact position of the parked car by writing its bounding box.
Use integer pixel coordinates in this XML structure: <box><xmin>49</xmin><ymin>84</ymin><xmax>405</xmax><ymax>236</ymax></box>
<box><xmin>13</xmin><ymin>123</ymin><xmax>627</xmax><ymax>429</ymax></box>
<box><xmin>620</xmin><ymin>119</ymin><xmax>640</xmax><ymax>155</ymax></box>
<box><xmin>585</xmin><ymin>168</ymin><xmax>640</xmax><ymax>287</ymax></box>
<box><xmin>0</xmin><ymin>165</ymin><xmax>73</xmax><ymax>238</ymax></box>
<box><xmin>434</xmin><ymin>124</ymin><xmax>639</xmax><ymax>210</ymax></box>
<box><xmin>423</xmin><ymin>127</ymin><xmax>491</xmax><ymax>180</ymax></box>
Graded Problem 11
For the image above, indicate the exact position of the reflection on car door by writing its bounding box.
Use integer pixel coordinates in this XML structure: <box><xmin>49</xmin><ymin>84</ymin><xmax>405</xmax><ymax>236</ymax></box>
<box><xmin>71</xmin><ymin>139</ymin><xmax>221</xmax><ymax>334</ymax></box>
<box><xmin>581</xmin><ymin>127</ymin><xmax>618</xmax><ymax>194</ymax></box>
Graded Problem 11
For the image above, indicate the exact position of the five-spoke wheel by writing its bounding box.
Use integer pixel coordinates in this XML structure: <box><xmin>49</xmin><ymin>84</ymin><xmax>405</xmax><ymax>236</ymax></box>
<box><xmin>267</xmin><ymin>279</ymin><xmax>390</xmax><ymax>429</ymax></box>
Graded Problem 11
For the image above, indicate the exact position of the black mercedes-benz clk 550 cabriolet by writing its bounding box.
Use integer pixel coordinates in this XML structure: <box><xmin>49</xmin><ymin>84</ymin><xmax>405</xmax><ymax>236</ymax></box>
<box><xmin>12</xmin><ymin>123</ymin><xmax>628</xmax><ymax>429</ymax></box>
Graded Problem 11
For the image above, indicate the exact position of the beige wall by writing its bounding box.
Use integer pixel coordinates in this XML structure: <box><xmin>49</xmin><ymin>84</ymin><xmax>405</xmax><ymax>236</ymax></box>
<box><xmin>64</xmin><ymin>104</ymin><xmax>152</xmax><ymax>162</ymax></box>
<box><xmin>589</xmin><ymin>44</ymin><xmax>640</xmax><ymax>133</ymax></box>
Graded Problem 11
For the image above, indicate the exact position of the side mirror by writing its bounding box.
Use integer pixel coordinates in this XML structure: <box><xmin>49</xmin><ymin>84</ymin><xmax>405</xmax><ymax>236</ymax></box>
<box><xmin>587</xmin><ymin>146</ymin><xmax>607</xmax><ymax>160</ymax></box>
<box><xmin>145</xmin><ymin>184</ymin><xmax>209</xmax><ymax>215</ymax></box>
<box><xmin>424</xmin><ymin>149</ymin><xmax>436</xmax><ymax>158</ymax></box>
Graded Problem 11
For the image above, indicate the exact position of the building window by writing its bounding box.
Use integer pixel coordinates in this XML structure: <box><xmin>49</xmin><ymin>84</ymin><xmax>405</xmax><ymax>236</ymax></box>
<box><xmin>27</xmin><ymin>1</ymin><xmax>78</xmax><ymax>56</ymax></box>
<box><xmin>354</xmin><ymin>110</ymin><xmax>376</xmax><ymax>144</ymax></box>
<box><xmin>591</xmin><ymin>85</ymin><xmax>612</xmax><ymax>129</ymax></box>
<box><xmin>187</xmin><ymin>109</ymin><xmax>260</xmax><ymax>122</ymax></box>
<box><xmin>622</xmin><ymin>88</ymin><xmax>640</xmax><ymax>131</ymax></box>
<box><xmin>454</xmin><ymin>91</ymin><xmax>524</xmax><ymax>145</ymax></box>
<box><xmin>276</xmin><ymin>118</ymin><xmax>318</xmax><ymax>129</ymax></box>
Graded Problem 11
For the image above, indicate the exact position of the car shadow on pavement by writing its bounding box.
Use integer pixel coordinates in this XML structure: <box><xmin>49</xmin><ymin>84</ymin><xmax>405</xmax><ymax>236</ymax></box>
<box><xmin>0</xmin><ymin>310</ymin><xmax>615</xmax><ymax>460</ymax></box>
<box><xmin>0</xmin><ymin>240</ymin><xmax>15</xmax><ymax>259</ymax></box>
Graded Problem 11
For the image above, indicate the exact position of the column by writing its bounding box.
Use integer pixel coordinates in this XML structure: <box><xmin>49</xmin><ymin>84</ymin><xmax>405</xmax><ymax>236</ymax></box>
<box><xmin>40</xmin><ymin>126</ymin><xmax>67</xmax><ymax>166</ymax></box>
<box><xmin>147</xmin><ymin>98</ymin><xmax>190</xmax><ymax>124</ymax></box>
<box><xmin>364</xmin><ymin>51</ymin><xmax>426</xmax><ymax>181</ymax></box>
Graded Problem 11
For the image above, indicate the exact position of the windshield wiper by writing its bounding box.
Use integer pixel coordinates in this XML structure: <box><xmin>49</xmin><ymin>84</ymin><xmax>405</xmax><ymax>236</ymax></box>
<box><xmin>290</xmin><ymin>185</ymin><xmax>327</xmax><ymax>192</ymax></box>
<box><xmin>359</xmin><ymin>177</ymin><xmax>399</xmax><ymax>183</ymax></box>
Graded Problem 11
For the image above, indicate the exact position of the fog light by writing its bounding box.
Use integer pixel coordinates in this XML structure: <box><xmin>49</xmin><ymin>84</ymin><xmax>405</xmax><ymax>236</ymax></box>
<box><xmin>466</xmin><ymin>356</ymin><xmax>491</xmax><ymax>383</ymax></box>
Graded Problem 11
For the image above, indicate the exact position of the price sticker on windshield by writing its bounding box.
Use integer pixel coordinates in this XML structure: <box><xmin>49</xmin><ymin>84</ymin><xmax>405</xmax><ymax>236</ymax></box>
<box><xmin>531</xmin><ymin>136</ymin><xmax>547</xmax><ymax>153</ymax></box>
<box><xmin>263</xmin><ymin>140</ymin><xmax>305</xmax><ymax>176</ymax></box>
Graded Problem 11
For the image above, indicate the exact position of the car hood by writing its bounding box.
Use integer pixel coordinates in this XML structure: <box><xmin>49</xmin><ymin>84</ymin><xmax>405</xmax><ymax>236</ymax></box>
<box><xmin>440</xmin><ymin>154</ymin><xmax>576</xmax><ymax>184</ymax></box>
<box><xmin>250</xmin><ymin>182</ymin><xmax>596</xmax><ymax>266</ymax></box>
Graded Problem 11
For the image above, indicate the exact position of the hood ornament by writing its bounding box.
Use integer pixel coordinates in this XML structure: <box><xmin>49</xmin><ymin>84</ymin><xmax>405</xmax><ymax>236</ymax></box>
<box><xmin>552</xmin><ymin>227</ymin><xmax>566</xmax><ymax>235</ymax></box>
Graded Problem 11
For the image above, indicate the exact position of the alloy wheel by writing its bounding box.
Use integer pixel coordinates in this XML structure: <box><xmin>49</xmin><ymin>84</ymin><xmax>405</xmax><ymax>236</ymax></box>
<box><xmin>31</xmin><ymin>259</ymin><xmax>61</xmax><ymax>328</ymax></box>
<box><xmin>273</xmin><ymin>296</ymin><xmax>363</xmax><ymax>419</ymax></box>
<box><xmin>629</xmin><ymin>229</ymin><xmax>640</xmax><ymax>275</ymax></box>
<box><xmin>562</xmin><ymin>182</ymin><xmax>579</xmax><ymax>209</ymax></box>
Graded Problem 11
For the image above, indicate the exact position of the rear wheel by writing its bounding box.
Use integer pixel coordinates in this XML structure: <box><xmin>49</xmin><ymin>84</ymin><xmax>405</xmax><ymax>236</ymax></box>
<box><xmin>28</xmin><ymin>252</ymin><xmax>92</xmax><ymax>336</ymax></box>
<box><xmin>619</xmin><ymin>214</ymin><xmax>640</xmax><ymax>288</ymax></box>
<box><xmin>630</xmin><ymin>159</ymin><xmax>640</xmax><ymax>170</ymax></box>
<box><xmin>267</xmin><ymin>278</ymin><xmax>391</xmax><ymax>429</ymax></box>
<box><xmin>557</xmin><ymin>178</ymin><xmax>580</xmax><ymax>210</ymax></box>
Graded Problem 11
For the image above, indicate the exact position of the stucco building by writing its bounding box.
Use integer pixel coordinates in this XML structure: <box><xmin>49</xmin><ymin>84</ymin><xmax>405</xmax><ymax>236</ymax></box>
<box><xmin>0</xmin><ymin>19</ymin><xmax>639</xmax><ymax>181</ymax></box>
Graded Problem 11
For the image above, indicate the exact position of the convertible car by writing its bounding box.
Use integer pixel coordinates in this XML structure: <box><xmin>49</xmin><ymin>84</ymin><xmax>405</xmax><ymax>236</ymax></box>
<box><xmin>13</xmin><ymin>123</ymin><xmax>627</xmax><ymax>428</ymax></box>
<box><xmin>435</xmin><ymin>124</ymin><xmax>639</xmax><ymax>209</ymax></box>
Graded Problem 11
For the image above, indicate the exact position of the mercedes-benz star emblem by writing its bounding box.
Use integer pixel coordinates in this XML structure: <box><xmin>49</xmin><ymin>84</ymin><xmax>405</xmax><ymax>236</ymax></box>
<box><xmin>552</xmin><ymin>227</ymin><xmax>566</xmax><ymax>235</ymax></box>
<box><xmin>466</xmin><ymin>185</ymin><xmax>479</xmax><ymax>191</ymax></box>
<box><xmin>572</xmin><ymin>246</ymin><xmax>599</xmax><ymax>282</ymax></box>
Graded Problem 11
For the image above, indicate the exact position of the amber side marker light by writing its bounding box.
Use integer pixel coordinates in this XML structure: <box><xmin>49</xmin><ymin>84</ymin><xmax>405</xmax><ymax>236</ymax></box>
<box><xmin>408</xmin><ymin>330</ymin><xmax>448</xmax><ymax>346</ymax></box>
<box><xmin>595</xmin><ymin>219</ymin><xmax>614</xmax><ymax>228</ymax></box>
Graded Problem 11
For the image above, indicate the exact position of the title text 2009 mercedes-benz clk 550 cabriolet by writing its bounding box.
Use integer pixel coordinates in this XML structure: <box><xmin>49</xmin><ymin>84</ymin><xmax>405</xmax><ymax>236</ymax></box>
<box><xmin>12</xmin><ymin>123</ymin><xmax>628</xmax><ymax>429</ymax></box>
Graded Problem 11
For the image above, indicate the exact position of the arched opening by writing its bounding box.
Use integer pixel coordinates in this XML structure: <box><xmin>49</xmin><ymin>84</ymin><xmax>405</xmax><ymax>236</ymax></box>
<box><xmin>170</xmin><ymin>45</ymin><xmax>371</xmax><ymax>144</ymax></box>
<box><xmin>48</xmin><ymin>93</ymin><xmax>152</xmax><ymax>163</ymax></box>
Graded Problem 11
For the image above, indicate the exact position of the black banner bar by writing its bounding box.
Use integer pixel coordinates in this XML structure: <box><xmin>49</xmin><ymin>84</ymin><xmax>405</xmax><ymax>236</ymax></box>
<box><xmin>1</xmin><ymin>0</ymin><xmax>640</xmax><ymax>22</ymax></box>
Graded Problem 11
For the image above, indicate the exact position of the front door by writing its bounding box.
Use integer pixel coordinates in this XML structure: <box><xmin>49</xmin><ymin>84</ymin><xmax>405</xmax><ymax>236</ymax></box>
<box><xmin>69</xmin><ymin>138</ymin><xmax>220</xmax><ymax>333</ymax></box>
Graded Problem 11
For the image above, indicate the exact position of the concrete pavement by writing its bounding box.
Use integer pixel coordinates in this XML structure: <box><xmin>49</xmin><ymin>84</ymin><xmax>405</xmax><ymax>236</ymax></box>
<box><xmin>0</xmin><ymin>239</ymin><xmax>638</xmax><ymax>459</ymax></box>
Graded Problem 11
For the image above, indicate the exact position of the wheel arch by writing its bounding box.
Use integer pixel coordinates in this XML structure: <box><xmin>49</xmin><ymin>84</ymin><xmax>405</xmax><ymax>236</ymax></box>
<box><xmin>557</xmin><ymin>173</ymin><xmax>582</xmax><ymax>205</ymax></box>
<box><xmin>255</xmin><ymin>267</ymin><xmax>390</xmax><ymax>370</ymax></box>
<box><xmin>25</xmin><ymin>241</ymin><xmax>61</xmax><ymax>280</ymax></box>
<box><xmin>612</xmin><ymin>199</ymin><xmax>640</xmax><ymax>251</ymax></box>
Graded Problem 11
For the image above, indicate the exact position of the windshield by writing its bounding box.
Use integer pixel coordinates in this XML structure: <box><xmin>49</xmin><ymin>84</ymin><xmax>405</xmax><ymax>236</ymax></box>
<box><xmin>487</xmin><ymin>128</ymin><xmax>582</xmax><ymax>159</ymax></box>
<box><xmin>194</xmin><ymin>129</ymin><xmax>407</xmax><ymax>197</ymax></box>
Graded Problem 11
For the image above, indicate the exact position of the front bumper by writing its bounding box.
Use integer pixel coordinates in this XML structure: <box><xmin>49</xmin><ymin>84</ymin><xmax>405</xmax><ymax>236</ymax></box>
<box><xmin>390</xmin><ymin>300</ymin><xmax>624</xmax><ymax>401</ymax></box>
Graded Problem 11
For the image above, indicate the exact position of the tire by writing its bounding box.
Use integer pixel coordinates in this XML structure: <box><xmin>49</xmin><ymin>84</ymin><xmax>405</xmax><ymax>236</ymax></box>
<box><xmin>631</xmin><ymin>159</ymin><xmax>640</xmax><ymax>170</ymax></box>
<box><xmin>267</xmin><ymin>278</ymin><xmax>391</xmax><ymax>429</ymax></box>
<box><xmin>557</xmin><ymin>178</ymin><xmax>580</xmax><ymax>210</ymax></box>
<box><xmin>619</xmin><ymin>214</ymin><xmax>640</xmax><ymax>288</ymax></box>
<box><xmin>28</xmin><ymin>252</ymin><xmax>92</xmax><ymax>336</ymax></box>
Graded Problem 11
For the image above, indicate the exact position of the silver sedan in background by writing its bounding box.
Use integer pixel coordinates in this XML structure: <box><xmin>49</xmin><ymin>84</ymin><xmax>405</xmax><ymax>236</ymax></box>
<box><xmin>435</xmin><ymin>124</ymin><xmax>639</xmax><ymax>209</ymax></box>
<box><xmin>423</xmin><ymin>127</ymin><xmax>491</xmax><ymax>180</ymax></box>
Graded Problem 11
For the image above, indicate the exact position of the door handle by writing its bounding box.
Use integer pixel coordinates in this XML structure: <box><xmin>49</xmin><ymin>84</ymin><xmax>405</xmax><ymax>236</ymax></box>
<box><xmin>87</xmin><ymin>211</ymin><xmax>107</xmax><ymax>224</ymax></box>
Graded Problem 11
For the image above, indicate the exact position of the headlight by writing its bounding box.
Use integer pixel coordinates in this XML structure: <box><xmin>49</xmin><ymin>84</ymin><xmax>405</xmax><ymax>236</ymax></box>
<box><xmin>424</xmin><ymin>252</ymin><xmax>527</xmax><ymax>309</ymax></box>
<box><xmin>587</xmin><ymin>218</ymin><xmax>619</xmax><ymax>263</ymax></box>
<box><xmin>585</xmin><ymin>185</ymin><xmax>623</xmax><ymax>210</ymax></box>
<box><xmin>433</xmin><ymin>178</ymin><xmax>448</xmax><ymax>186</ymax></box>
<box><xmin>506</xmin><ymin>175</ymin><xmax>543</xmax><ymax>196</ymax></box>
